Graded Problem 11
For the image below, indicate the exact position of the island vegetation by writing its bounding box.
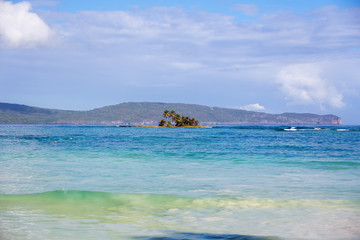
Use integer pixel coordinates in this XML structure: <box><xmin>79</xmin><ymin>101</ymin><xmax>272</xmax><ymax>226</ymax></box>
<box><xmin>159</xmin><ymin>110</ymin><xmax>199</xmax><ymax>127</ymax></box>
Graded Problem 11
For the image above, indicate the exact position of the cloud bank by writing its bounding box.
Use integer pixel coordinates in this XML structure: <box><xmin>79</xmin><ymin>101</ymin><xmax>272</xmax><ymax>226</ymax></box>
<box><xmin>0</xmin><ymin>0</ymin><xmax>53</xmax><ymax>47</ymax></box>
<box><xmin>277</xmin><ymin>63</ymin><xmax>345</xmax><ymax>109</ymax></box>
<box><xmin>49</xmin><ymin>5</ymin><xmax>359</xmax><ymax>71</ymax></box>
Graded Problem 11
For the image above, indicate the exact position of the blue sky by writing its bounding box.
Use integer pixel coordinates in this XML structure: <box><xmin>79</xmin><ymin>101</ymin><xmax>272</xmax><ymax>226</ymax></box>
<box><xmin>0</xmin><ymin>0</ymin><xmax>360</xmax><ymax>124</ymax></box>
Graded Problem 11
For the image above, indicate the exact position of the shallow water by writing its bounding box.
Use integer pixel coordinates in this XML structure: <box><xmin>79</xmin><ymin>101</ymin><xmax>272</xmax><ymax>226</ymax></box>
<box><xmin>0</xmin><ymin>125</ymin><xmax>359</xmax><ymax>240</ymax></box>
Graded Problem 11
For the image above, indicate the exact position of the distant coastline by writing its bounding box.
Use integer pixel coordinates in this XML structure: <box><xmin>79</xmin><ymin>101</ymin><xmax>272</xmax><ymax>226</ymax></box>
<box><xmin>139</xmin><ymin>125</ymin><xmax>207</xmax><ymax>128</ymax></box>
<box><xmin>0</xmin><ymin>102</ymin><xmax>341</xmax><ymax>125</ymax></box>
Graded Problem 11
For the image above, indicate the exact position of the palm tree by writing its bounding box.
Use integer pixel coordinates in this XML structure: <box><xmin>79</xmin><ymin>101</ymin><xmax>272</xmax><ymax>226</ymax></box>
<box><xmin>159</xmin><ymin>119</ymin><xmax>166</xmax><ymax>126</ymax></box>
<box><xmin>169</xmin><ymin>110</ymin><xmax>176</xmax><ymax>122</ymax></box>
<box><xmin>174</xmin><ymin>114</ymin><xmax>182</xmax><ymax>126</ymax></box>
<box><xmin>184</xmin><ymin>116</ymin><xmax>191</xmax><ymax>126</ymax></box>
<box><xmin>191</xmin><ymin>118</ymin><xmax>199</xmax><ymax>126</ymax></box>
<box><xmin>163</xmin><ymin>110</ymin><xmax>170</xmax><ymax>119</ymax></box>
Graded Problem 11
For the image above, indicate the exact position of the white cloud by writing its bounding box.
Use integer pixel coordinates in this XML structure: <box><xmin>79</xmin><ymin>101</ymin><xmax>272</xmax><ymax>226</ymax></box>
<box><xmin>54</xmin><ymin>7</ymin><xmax>226</xmax><ymax>46</ymax></box>
<box><xmin>233</xmin><ymin>4</ymin><xmax>259</xmax><ymax>16</ymax></box>
<box><xmin>45</xmin><ymin>5</ymin><xmax>360</xmax><ymax>66</ymax></box>
<box><xmin>277</xmin><ymin>63</ymin><xmax>345</xmax><ymax>108</ymax></box>
<box><xmin>240</xmin><ymin>103</ymin><xmax>265</xmax><ymax>111</ymax></box>
<box><xmin>0</xmin><ymin>0</ymin><xmax>53</xmax><ymax>47</ymax></box>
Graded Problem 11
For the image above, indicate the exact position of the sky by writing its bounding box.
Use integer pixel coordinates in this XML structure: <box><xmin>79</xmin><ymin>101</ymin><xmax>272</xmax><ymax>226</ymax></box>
<box><xmin>0</xmin><ymin>0</ymin><xmax>359</xmax><ymax>124</ymax></box>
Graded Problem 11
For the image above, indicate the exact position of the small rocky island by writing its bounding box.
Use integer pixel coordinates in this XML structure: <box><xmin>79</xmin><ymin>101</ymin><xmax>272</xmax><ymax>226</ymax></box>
<box><xmin>159</xmin><ymin>110</ymin><xmax>199</xmax><ymax>127</ymax></box>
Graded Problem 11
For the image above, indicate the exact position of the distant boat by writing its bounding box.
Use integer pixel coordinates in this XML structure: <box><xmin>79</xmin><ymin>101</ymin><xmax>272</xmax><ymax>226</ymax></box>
<box><xmin>284</xmin><ymin>127</ymin><xmax>297</xmax><ymax>131</ymax></box>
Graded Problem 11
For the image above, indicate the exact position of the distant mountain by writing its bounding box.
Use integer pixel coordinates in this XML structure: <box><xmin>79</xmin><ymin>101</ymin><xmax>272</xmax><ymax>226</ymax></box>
<box><xmin>0</xmin><ymin>102</ymin><xmax>341</xmax><ymax>125</ymax></box>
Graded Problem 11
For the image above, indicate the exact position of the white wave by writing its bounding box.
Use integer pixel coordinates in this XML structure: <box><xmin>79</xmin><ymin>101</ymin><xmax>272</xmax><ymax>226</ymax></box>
<box><xmin>284</xmin><ymin>127</ymin><xmax>297</xmax><ymax>131</ymax></box>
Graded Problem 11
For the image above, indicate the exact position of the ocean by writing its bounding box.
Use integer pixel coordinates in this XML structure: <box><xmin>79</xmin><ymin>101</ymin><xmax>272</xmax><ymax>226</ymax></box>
<box><xmin>0</xmin><ymin>125</ymin><xmax>359</xmax><ymax>240</ymax></box>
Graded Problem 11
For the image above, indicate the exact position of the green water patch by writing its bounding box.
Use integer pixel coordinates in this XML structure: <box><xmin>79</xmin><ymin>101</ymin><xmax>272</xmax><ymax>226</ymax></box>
<box><xmin>1</xmin><ymin>190</ymin><xmax>358</xmax><ymax>218</ymax></box>
<box><xmin>1</xmin><ymin>191</ymin><xmax>359</xmax><ymax>240</ymax></box>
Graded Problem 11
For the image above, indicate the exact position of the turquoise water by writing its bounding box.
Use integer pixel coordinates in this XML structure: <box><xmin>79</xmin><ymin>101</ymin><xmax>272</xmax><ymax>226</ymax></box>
<box><xmin>0</xmin><ymin>125</ymin><xmax>359</xmax><ymax>240</ymax></box>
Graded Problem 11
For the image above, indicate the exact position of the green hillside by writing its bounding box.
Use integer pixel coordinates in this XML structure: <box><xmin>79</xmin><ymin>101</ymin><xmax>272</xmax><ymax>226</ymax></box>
<box><xmin>0</xmin><ymin>102</ymin><xmax>341</xmax><ymax>125</ymax></box>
